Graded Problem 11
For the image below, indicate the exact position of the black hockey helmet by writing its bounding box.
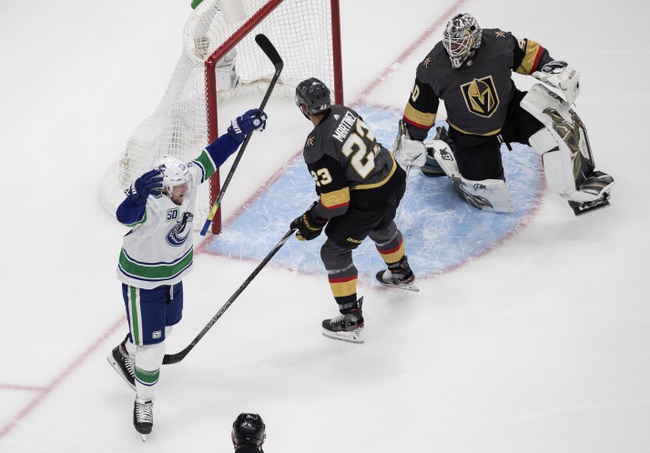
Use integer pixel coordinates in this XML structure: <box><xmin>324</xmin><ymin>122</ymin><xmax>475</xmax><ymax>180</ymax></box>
<box><xmin>295</xmin><ymin>77</ymin><xmax>331</xmax><ymax>115</ymax></box>
<box><xmin>232</xmin><ymin>413</ymin><xmax>266</xmax><ymax>447</ymax></box>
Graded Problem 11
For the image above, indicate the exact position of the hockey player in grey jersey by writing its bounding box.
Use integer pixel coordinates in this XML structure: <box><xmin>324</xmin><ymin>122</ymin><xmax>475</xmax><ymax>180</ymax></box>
<box><xmin>394</xmin><ymin>13</ymin><xmax>613</xmax><ymax>215</ymax></box>
<box><xmin>107</xmin><ymin>108</ymin><xmax>267</xmax><ymax>440</ymax></box>
<box><xmin>290</xmin><ymin>78</ymin><xmax>418</xmax><ymax>345</ymax></box>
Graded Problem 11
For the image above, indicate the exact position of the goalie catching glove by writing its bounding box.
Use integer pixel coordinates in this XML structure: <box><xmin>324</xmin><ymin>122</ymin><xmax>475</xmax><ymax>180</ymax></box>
<box><xmin>227</xmin><ymin>108</ymin><xmax>268</xmax><ymax>142</ymax></box>
<box><xmin>290</xmin><ymin>201</ymin><xmax>327</xmax><ymax>241</ymax></box>
<box><xmin>532</xmin><ymin>60</ymin><xmax>580</xmax><ymax>105</ymax></box>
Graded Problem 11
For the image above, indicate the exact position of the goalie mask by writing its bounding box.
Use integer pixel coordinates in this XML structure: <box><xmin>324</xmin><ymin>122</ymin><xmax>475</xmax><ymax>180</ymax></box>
<box><xmin>295</xmin><ymin>78</ymin><xmax>331</xmax><ymax>116</ymax></box>
<box><xmin>442</xmin><ymin>13</ymin><xmax>482</xmax><ymax>69</ymax></box>
<box><xmin>232</xmin><ymin>413</ymin><xmax>266</xmax><ymax>447</ymax></box>
<box><xmin>154</xmin><ymin>156</ymin><xmax>193</xmax><ymax>197</ymax></box>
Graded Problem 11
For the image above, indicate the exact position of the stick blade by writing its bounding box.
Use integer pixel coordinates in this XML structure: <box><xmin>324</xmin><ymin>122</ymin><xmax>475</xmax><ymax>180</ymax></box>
<box><xmin>255</xmin><ymin>34</ymin><xmax>283</xmax><ymax>68</ymax></box>
<box><xmin>162</xmin><ymin>351</ymin><xmax>185</xmax><ymax>365</ymax></box>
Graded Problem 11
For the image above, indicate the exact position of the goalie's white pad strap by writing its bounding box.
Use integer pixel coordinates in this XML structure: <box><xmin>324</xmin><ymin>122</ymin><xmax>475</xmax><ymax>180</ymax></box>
<box><xmin>393</xmin><ymin>136</ymin><xmax>427</xmax><ymax>168</ymax></box>
<box><xmin>532</xmin><ymin>64</ymin><xmax>580</xmax><ymax>105</ymax></box>
<box><xmin>429</xmin><ymin>140</ymin><xmax>514</xmax><ymax>212</ymax></box>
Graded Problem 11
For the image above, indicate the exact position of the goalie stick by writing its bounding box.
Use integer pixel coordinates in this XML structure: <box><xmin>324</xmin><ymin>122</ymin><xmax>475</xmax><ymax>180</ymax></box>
<box><xmin>162</xmin><ymin>228</ymin><xmax>295</xmax><ymax>365</ymax></box>
<box><xmin>200</xmin><ymin>34</ymin><xmax>284</xmax><ymax>235</ymax></box>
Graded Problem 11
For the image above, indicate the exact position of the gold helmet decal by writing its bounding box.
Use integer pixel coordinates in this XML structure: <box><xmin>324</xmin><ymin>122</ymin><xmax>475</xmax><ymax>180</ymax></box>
<box><xmin>460</xmin><ymin>76</ymin><xmax>499</xmax><ymax>117</ymax></box>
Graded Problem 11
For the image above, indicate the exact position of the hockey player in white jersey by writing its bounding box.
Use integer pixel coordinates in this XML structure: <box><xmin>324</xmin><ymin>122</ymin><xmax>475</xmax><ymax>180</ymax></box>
<box><xmin>107</xmin><ymin>108</ymin><xmax>267</xmax><ymax>440</ymax></box>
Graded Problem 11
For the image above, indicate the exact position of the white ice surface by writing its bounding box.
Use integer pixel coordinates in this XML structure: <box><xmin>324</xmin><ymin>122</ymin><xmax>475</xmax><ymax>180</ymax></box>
<box><xmin>1</xmin><ymin>0</ymin><xmax>648</xmax><ymax>452</ymax></box>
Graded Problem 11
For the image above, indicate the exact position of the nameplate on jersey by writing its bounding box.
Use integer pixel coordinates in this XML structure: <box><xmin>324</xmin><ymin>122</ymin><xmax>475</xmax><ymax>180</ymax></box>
<box><xmin>333</xmin><ymin>111</ymin><xmax>357</xmax><ymax>143</ymax></box>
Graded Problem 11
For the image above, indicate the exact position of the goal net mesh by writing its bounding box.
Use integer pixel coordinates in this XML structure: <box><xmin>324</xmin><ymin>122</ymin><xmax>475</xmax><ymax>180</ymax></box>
<box><xmin>100</xmin><ymin>0</ymin><xmax>340</xmax><ymax>232</ymax></box>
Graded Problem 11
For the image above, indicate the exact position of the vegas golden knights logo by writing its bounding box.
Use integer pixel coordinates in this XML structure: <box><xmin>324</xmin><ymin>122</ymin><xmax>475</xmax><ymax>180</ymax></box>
<box><xmin>460</xmin><ymin>76</ymin><xmax>499</xmax><ymax>117</ymax></box>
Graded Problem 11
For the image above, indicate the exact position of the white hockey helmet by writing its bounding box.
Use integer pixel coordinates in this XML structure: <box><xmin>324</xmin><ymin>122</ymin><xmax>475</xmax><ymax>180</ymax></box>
<box><xmin>154</xmin><ymin>156</ymin><xmax>192</xmax><ymax>197</ymax></box>
<box><xmin>442</xmin><ymin>13</ymin><xmax>482</xmax><ymax>69</ymax></box>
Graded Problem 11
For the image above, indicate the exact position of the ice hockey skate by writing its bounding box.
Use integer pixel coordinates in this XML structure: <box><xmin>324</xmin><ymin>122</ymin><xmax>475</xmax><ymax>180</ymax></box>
<box><xmin>568</xmin><ymin>171</ymin><xmax>614</xmax><ymax>215</ymax></box>
<box><xmin>376</xmin><ymin>256</ymin><xmax>419</xmax><ymax>292</ymax></box>
<box><xmin>322</xmin><ymin>298</ymin><xmax>364</xmax><ymax>344</ymax></box>
<box><xmin>133</xmin><ymin>398</ymin><xmax>153</xmax><ymax>441</ymax></box>
<box><xmin>107</xmin><ymin>334</ymin><xmax>136</xmax><ymax>391</ymax></box>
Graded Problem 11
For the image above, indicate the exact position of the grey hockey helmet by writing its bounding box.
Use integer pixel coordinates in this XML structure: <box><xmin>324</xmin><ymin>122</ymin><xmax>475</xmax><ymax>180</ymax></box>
<box><xmin>232</xmin><ymin>413</ymin><xmax>266</xmax><ymax>447</ymax></box>
<box><xmin>442</xmin><ymin>13</ymin><xmax>482</xmax><ymax>69</ymax></box>
<box><xmin>154</xmin><ymin>156</ymin><xmax>192</xmax><ymax>197</ymax></box>
<box><xmin>295</xmin><ymin>77</ymin><xmax>331</xmax><ymax>115</ymax></box>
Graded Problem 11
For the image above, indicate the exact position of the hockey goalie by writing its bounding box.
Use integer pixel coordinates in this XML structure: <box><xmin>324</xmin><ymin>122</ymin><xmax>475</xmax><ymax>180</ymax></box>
<box><xmin>392</xmin><ymin>13</ymin><xmax>614</xmax><ymax>215</ymax></box>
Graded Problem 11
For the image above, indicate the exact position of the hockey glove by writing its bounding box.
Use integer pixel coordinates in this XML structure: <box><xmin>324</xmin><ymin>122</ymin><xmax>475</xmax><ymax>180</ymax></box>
<box><xmin>129</xmin><ymin>169</ymin><xmax>163</xmax><ymax>205</ymax></box>
<box><xmin>290</xmin><ymin>202</ymin><xmax>327</xmax><ymax>241</ymax></box>
<box><xmin>532</xmin><ymin>60</ymin><xmax>580</xmax><ymax>105</ymax></box>
<box><xmin>227</xmin><ymin>109</ymin><xmax>268</xmax><ymax>142</ymax></box>
<box><xmin>393</xmin><ymin>137</ymin><xmax>427</xmax><ymax>168</ymax></box>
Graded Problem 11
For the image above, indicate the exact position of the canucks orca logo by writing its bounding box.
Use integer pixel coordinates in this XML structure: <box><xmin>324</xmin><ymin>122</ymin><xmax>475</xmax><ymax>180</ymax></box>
<box><xmin>461</xmin><ymin>76</ymin><xmax>499</xmax><ymax>117</ymax></box>
<box><xmin>166</xmin><ymin>211</ymin><xmax>194</xmax><ymax>247</ymax></box>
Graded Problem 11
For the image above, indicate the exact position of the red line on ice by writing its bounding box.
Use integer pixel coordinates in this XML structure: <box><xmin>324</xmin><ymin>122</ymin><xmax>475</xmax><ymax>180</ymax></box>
<box><xmin>0</xmin><ymin>317</ymin><xmax>124</xmax><ymax>438</ymax></box>
<box><xmin>0</xmin><ymin>2</ymin><xmax>470</xmax><ymax>440</ymax></box>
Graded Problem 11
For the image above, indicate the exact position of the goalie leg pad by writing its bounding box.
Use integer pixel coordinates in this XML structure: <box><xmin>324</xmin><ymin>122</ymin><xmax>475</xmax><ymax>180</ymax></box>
<box><xmin>522</xmin><ymin>84</ymin><xmax>614</xmax><ymax>206</ymax></box>
<box><xmin>430</xmin><ymin>140</ymin><xmax>514</xmax><ymax>212</ymax></box>
<box><xmin>450</xmin><ymin>176</ymin><xmax>515</xmax><ymax>212</ymax></box>
<box><xmin>430</xmin><ymin>139</ymin><xmax>460</xmax><ymax>177</ymax></box>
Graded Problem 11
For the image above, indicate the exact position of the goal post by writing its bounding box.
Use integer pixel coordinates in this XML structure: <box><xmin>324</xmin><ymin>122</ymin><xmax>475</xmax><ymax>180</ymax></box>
<box><xmin>100</xmin><ymin>0</ymin><xmax>344</xmax><ymax>234</ymax></box>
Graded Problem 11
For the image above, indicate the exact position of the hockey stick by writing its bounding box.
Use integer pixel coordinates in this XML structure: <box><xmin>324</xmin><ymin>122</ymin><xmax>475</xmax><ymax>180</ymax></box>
<box><xmin>200</xmin><ymin>34</ymin><xmax>284</xmax><ymax>236</ymax></box>
<box><xmin>162</xmin><ymin>228</ymin><xmax>295</xmax><ymax>365</ymax></box>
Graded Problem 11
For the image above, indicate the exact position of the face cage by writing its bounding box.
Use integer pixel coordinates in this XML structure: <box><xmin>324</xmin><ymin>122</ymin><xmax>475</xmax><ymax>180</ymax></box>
<box><xmin>443</xmin><ymin>34</ymin><xmax>475</xmax><ymax>69</ymax></box>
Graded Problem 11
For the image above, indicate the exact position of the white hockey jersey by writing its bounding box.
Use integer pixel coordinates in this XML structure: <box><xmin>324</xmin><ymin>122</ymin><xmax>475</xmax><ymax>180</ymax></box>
<box><xmin>117</xmin><ymin>175</ymin><xmax>200</xmax><ymax>289</ymax></box>
<box><xmin>116</xmin><ymin>155</ymin><xmax>214</xmax><ymax>289</ymax></box>
<box><xmin>115</xmin><ymin>130</ymin><xmax>243</xmax><ymax>289</ymax></box>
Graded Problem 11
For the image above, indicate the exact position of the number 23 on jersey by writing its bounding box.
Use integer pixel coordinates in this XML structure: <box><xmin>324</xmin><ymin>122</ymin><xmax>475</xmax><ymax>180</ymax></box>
<box><xmin>311</xmin><ymin>118</ymin><xmax>379</xmax><ymax>187</ymax></box>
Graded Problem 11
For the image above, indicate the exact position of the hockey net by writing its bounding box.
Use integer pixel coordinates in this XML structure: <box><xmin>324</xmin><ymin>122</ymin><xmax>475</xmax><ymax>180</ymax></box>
<box><xmin>100</xmin><ymin>0</ymin><xmax>343</xmax><ymax>233</ymax></box>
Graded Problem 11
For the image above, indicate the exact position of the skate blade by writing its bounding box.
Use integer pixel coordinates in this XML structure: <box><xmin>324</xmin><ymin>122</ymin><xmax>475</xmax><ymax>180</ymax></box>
<box><xmin>377</xmin><ymin>281</ymin><xmax>420</xmax><ymax>292</ymax></box>
<box><xmin>140</xmin><ymin>434</ymin><xmax>147</xmax><ymax>442</ymax></box>
<box><xmin>322</xmin><ymin>328</ymin><xmax>364</xmax><ymax>344</ymax></box>
<box><xmin>572</xmin><ymin>200</ymin><xmax>610</xmax><ymax>216</ymax></box>
<box><xmin>570</xmin><ymin>194</ymin><xmax>611</xmax><ymax>216</ymax></box>
<box><xmin>106</xmin><ymin>355</ymin><xmax>136</xmax><ymax>391</ymax></box>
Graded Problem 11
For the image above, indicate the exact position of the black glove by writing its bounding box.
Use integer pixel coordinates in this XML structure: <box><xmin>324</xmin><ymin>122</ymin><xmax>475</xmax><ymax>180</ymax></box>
<box><xmin>227</xmin><ymin>109</ymin><xmax>268</xmax><ymax>142</ymax></box>
<box><xmin>290</xmin><ymin>202</ymin><xmax>327</xmax><ymax>241</ymax></box>
<box><xmin>129</xmin><ymin>169</ymin><xmax>163</xmax><ymax>205</ymax></box>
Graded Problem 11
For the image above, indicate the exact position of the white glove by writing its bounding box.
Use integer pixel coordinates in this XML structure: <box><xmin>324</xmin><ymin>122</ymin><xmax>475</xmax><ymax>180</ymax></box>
<box><xmin>393</xmin><ymin>136</ymin><xmax>427</xmax><ymax>168</ymax></box>
<box><xmin>391</xmin><ymin>120</ymin><xmax>427</xmax><ymax>168</ymax></box>
<box><xmin>532</xmin><ymin>60</ymin><xmax>580</xmax><ymax>105</ymax></box>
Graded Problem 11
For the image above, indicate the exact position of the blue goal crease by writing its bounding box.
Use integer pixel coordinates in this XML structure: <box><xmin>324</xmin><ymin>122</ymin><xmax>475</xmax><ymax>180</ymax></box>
<box><xmin>201</xmin><ymin>104</ymin><xmax>544</xmax><ymax>280</ymax></box>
